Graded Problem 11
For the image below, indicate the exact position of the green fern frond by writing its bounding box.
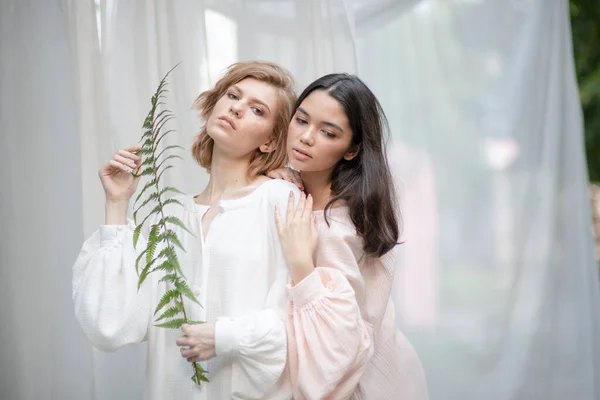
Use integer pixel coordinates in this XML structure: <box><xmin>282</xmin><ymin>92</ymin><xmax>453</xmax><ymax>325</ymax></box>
<box><xmin>133</xmin><ymin>224</ymin><xmax>143</xmax><ymax>248</ymax></box>
<box><xmin>161</xmin><ymin>197</ymin><xmax>184</xmax><ymax>209</ymax></box>
<box><xmin>154</xmin><ymin>318</ymin><xmax>186</xmax><ymax>329</ymax></box>
<box><xmin>154</xmin><ymin>129</ymin><xmax>177</xmax><ymax>149</ymax></box>
<box><xmin>149</xmin><ymin>259</ymin><xmax>178</xmax><ymax>275</ymax></box>
<box><xmin>134</xmin><ymin>178</ymin><xmax>157</xmax><ymax>207</ymax></box>
<box><xmin>135</xmin><ymin>248</ymin><xmax>148</xmax><ymax>275</ymax></box>
<box><xmin>175</xmin><ymin>280</ymin><xmax>200</xmax><ymax>306</ymax></box>
<box><xmin>156</xmin><ymin>145</ymin><xmax>185</xmax><ymax>161</ymax></box>
<box><xmin>158</xmin><ymin>230</ymin><xmax>185</xmax><ymax>252</ymax></box>
<box><xmin>163</xmin><ymin>216</ymin><xmax>193</xmax><ymax>235</ymax></box>
<box><xmin>155</xmin><ymin>302</ymin><xmax>185</xmax><ymax>322</ymax></box>
<box><xmin>159</xmin><ymin>186</ymin><xmax>185</xmax><ymax>198</ymax></box>
<box><xmin>191</xmin><ymin>363</ymin><xmax>210</xmax><ymax>384</ymax></box>
<box><xmin>154</xmin><ymin>289</ymin><xmax>180</xmax><ymax>315</ymax></box>
<box><xmin>135</xmin><ymin>192</ymin><xmax>161</xmax><ymax>214</ymax></box>
<box><xmin>156</xmin><ymin>155</ymin><xmax>184</xmax><ymax>172</ymax></box>
<box><xmin>159</xmin><ymin>273</ymin><xmax>179</xmax><ymax>284</ymax></box>
<box><xmin>132</xmin><ymin>62</ymin><xmax>207</xmax><ymax>385</ymax></box>
<box><xmin>156</xmin><ymin>165</ymin><xmax>174</xmax><ymax>183</ymax></box>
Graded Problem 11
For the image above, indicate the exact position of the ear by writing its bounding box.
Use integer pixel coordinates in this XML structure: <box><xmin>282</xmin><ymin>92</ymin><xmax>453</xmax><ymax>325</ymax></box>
<box><xmin>259</xmin><ymin>138</ymin><xmax>277</xmax><ymax>153</ymax></box>
<box><xmin>343</xmin><ymin>146</ymin><xmax>359</xmax><ymax>161</ymax></box>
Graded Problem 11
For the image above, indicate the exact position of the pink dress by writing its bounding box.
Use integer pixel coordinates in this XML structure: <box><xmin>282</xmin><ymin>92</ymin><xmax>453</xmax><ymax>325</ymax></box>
<box><xmin>285</xmin><ymin>207</ymin><xmax>429</xmax><ymax>399</ymax></box>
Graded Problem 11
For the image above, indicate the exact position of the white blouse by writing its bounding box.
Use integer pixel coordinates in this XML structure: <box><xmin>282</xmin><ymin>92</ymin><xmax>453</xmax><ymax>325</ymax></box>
<box><xmin>72</xmin><ymin>179</ymin><xmax>300</xmax><ymax>400</ymax></box>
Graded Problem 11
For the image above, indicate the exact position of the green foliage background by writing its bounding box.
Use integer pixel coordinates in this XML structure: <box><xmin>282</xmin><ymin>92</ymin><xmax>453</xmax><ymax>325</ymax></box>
<box><xmin>571</xmin><ymin>0</ymin><xmax>600</xmax><ymax>182</ymax></box>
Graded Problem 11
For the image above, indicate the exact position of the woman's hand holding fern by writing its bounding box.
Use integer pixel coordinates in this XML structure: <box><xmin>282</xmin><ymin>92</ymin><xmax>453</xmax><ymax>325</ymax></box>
<box><xmin>275</xmin><ymin>192</ymin><xmax>318</xmax><ymax>285</ymax></box>
<box><xmin>177</xmin><ymin>323</ymin><xmax>217</xmax><ymax>362</ymax></box>
<box><xmin>100</xmin><ymin>146</ymin><xmax>142</xmax><ymax>224</ymax></box>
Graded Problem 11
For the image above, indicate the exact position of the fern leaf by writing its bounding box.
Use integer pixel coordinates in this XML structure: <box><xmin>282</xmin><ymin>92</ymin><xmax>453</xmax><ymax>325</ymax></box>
<box><xmin>138</xmin><ymin>166</ymin><xmax>157</xmax><ymax>177</ymax></box>
<box><xmin>175</xmin><ymin>280</ymin><xmax>200</xmax><ymax>306</ymax></box>
<box><xmin>137</xmin><ymin>147</ymin><xmax>155</xmax><ymax>155</ymax></box>
<box><xmin>156</xmin><ymin>145</ymin><xmax>185</xmax><ymax>161</ymax></box>
<box><xmin>142</xmin><ymin>117</ymin><xmax>152</xmax><ymax>130</ymax></box>
<box><xmin>159</xmin><ymin>273</ymin><xmax>179</xmax><ymax>283</ymax></box>
<box><xmin>154</xmin><ymin>129</ymin><xmax>177</xmax><ymax>149</ymax></box>
<box><xmin>135</xmin><ymin>248</ymin><xmax>148</xmax><ymax>275</ymax></box>
<box><xmin>152</xmin><ymin>114</ymin><xmax>175</xmax><ymax>138</ymax></box>
<box><xmin>161</xmin><ymin>197</ymin><xmax>184</xmax><ymax>209</ymax></box>
<box><xmin>133</xmin><ymin>224</ymin><xmax>143</xmax><ymax>247</ymax></box>
<box><xmin>140</xmin><ymin>129</ymin><xmax>153</xmax><ymax>140</ymax></box>
<box><xmin>150</xmin><ymin>259</ymin><xmax>178</xmax><ymax>274</ymax></box>
<box><xmin>187</xmin><ymin>320</ymin><xmax>205</xmax><ymax>325</ymax></box>
<box><xmin>154</xmin><ymin>289</ymin><xmax>179</xmax><ymax>315</ymax></box>
<box><xmin>155</xmin><ymin>302</ymin><xmax>184</xmax><ymax>322</ymax></box>
<box><xmin>136</xmin><ymin>192</ymin><xmax>160</xmax><ymax>214</ymax></box>
<box><xmin>154</xmin><ymin>318</ymin><xmax>186</xmax><ymax>329</ymax></box>
<box><xmin>156</xmin><ymin>165</ymin><xmax>174</xmax><ymax>183</ymax></box>
<box><xmin>140</xmin><ymin>155</ymin><xmax>156</xmax><ymax>167</ymax></box>
<box><xmin>156</xmin><ymin>154</ymin><xmax>183</xmax><ymax>172</ymax></box>
<box><xmin>134</xmin><ymin>178</ymin><xmax>157</xmax><ymax>207</ymax></box>
<box><xmin>159</xmin><ymin>229</ymin><xmax>185</xmax><ymax>252</ymax></box>
<box><xmin>163</xmin><ymin>215</ymin><xmax>194</xmax><ymax>235</ymax></box>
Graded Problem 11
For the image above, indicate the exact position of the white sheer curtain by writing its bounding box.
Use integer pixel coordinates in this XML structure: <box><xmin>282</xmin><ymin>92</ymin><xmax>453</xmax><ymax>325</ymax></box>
<box><xmin>355</xmin><ymin>1</ymin><xmax>600</xmax><ymax>399</ymax></box>
<box><xmin>1</xmin><ymin>0</ymin><xmax>598</xmax><ymax>399</ymax></box>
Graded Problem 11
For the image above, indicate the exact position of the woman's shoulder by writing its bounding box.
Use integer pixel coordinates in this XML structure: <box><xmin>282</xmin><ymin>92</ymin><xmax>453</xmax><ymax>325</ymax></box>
<box><xmin>314</xmin><ymin>207</ymin><xmax>364</xmax><ymax>254</ymax></box>
<box><xmin>259</xmin><ymin>178</ymin><xmax>302</xmax><ymax>205</ymax></box>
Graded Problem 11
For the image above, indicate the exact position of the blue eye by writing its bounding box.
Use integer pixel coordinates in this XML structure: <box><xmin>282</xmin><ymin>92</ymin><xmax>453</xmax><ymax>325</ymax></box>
<box><xmin>295</xmin><ymin>117</ymin><xmax>307</xmax><ymax>125</ymax></box>
<box><xmin>252</xmin><ymin>107</ymin><xmax>264</xmax><ymax>116</ymax></box>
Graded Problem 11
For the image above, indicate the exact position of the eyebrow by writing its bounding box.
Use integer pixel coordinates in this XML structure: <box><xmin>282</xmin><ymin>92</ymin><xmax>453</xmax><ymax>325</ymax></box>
<box><xmin>297</xmin><ymin>107</ymin><xmax>344</xmax><ymax>133</ymax></box>
<box><xmin>232</xmin><ymin>85</ymin><xmax>271</xmax><ymax>113</ymax></box>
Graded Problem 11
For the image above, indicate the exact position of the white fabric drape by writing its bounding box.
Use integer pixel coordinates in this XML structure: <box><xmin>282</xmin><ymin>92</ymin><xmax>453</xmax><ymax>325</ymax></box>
<box><xmin>355</xmin><ymin>1</ymin><xmax>600</xmax><ymax>399</ymax></box>
<box><xmin>1</xmin><ymin>0</ymin><xmax>598</xmax><ymax>399</ymax></box>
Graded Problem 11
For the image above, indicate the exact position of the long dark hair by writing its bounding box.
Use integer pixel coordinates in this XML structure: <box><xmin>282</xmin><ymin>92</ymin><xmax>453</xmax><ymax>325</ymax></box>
<box><xmin>296</xmin><ymin>74</ymin><xmax>400</xmax><ymax>257</ymax></box>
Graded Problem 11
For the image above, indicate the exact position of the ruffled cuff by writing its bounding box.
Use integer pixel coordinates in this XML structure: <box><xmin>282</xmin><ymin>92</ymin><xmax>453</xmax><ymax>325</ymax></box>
<box><xmin>99</xmin><ymin>220</ymin><xmax>134</xmax><ymax>246</ymax></box>
<box><xmin>215</xmin><ymin>317</ymin><xmax>240</xmax><ymax>357</ymax></box>
<box><xmin>288</xmin><ymin>268</ymin><xmax>330</xmax><ymax>307</ymax></box>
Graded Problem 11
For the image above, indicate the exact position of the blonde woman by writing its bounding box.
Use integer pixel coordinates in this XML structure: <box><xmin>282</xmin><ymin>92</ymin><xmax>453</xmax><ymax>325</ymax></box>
<box><xmin>73</xmin><ymin>62</ymin><xmax>300</xmax><ymax>400</ymax></box>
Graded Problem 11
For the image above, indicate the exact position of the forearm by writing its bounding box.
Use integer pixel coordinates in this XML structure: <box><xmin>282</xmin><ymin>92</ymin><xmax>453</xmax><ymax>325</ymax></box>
<box><xmin>105</xmin><ymin>199</ymin><xmax>129</xmax><ymax>225</ymax></box>
<box><xmin>289</xmin><ymin>259</ymin><xmax>315</xmax><ymax>286</ymax></box>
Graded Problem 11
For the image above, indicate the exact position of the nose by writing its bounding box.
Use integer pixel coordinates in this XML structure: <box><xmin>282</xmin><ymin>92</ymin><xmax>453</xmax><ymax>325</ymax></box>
<box><xmin>229</xmin><ymin>103</ymin><xmax>242</xmax><ymax>118</ymax></box>
<box><xmin>299</xmin><ymin>127</ymin><xmax>315</xmax><ymax>147</ymax></box>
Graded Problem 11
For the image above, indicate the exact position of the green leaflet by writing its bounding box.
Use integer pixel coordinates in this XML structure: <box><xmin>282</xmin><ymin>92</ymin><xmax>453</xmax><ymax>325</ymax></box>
<box><xmin>155</xmin><ymin>302</ymin><xmax>184</xmax><ymax>322</ymax></box>
<box><xmin>153</xmin><ymin>318</ymin><xmax>186</xmax><ymax>329</ymax></box>
<box><xmin>154</xmin><ymin>289</ymin><xmax>179</xmax><ymax>315</ymax></box>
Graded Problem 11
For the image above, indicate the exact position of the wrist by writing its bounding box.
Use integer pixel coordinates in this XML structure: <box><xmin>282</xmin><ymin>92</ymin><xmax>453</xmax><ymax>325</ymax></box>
<box><xmin>289</xmin><ymin>260</ymin><xmax>315</xmax><ymax>285</ymax></box>
<box><xmin>105</xmin><ymin>199</ymin><xmax>129</xmax><ymax>225</ymax></box>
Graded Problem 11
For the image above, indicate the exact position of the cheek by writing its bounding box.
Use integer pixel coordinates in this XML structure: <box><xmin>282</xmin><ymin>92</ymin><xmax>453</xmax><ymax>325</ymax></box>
<box><xmin>313</xmin><ymin>140</ymin><xmax>348</xmax><ymax>168</ymax></box>
<box><xmin>244</xmin><ymin>118</ymin><xmax>276</xmax><ymax>144</ymax></box>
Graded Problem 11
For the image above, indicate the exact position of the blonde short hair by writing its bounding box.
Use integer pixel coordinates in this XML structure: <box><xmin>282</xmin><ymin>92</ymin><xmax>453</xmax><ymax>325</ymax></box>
<box><xmin>191</xmin><ymin>61</ymin><xmax>296</xmax><ymax>176</ymax></box>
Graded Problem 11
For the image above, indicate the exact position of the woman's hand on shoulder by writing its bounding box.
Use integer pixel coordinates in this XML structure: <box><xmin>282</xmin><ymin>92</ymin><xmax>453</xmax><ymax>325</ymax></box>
<box><xmin>274</xmin><ymin>192</ymin><xmax>317</xmax><ymax>284</ymax></box>
<box><xmin>266</xmin><ymin>167</ymin><xmax>304</xmax><ymax>191</ymax></box>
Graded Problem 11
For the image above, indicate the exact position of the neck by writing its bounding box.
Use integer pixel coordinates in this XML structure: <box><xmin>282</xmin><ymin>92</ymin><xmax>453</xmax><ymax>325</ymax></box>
<box><xmin>300</xmin><ymin>169</ymin><xmax>334</xmax><ymax>210</ymax></box>
<box><xmin>200</xmin><ymin>147</ymin><xmax>256</xmax><ymax>204</ymax></box>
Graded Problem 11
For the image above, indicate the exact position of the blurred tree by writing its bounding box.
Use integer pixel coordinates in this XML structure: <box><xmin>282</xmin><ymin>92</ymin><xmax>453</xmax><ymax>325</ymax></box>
<box><xmin>570</xmin><ymin>0</ymin><xmax>600</xmax><ymax>182</ymax></box>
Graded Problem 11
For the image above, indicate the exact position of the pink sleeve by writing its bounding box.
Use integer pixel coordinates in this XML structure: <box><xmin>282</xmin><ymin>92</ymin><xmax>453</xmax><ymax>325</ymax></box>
<box><xmin>286</xmin><ymin>267</ymin><xmax>374</xmax><ymax>400</ymax></box>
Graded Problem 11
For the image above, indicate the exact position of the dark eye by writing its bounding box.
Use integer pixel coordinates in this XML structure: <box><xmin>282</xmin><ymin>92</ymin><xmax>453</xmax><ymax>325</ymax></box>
<box><xmin>252</xmin><ymin>107</ymin><xmax>264</xmax><ymax>116</ymax></box>
<box><xmin>295</xmin><ymin>117</ymin><xmax>307</xmax><ymax>125</ymax></box>
<box><xmin>227</xmin><ymin>92</ymin><xmax>238</xmax><ymax>100</ymax></box>
<box><xmin>322</xmin><ymin>130</ymin><xmax>336</xmax><ymax>138</ymax></box>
